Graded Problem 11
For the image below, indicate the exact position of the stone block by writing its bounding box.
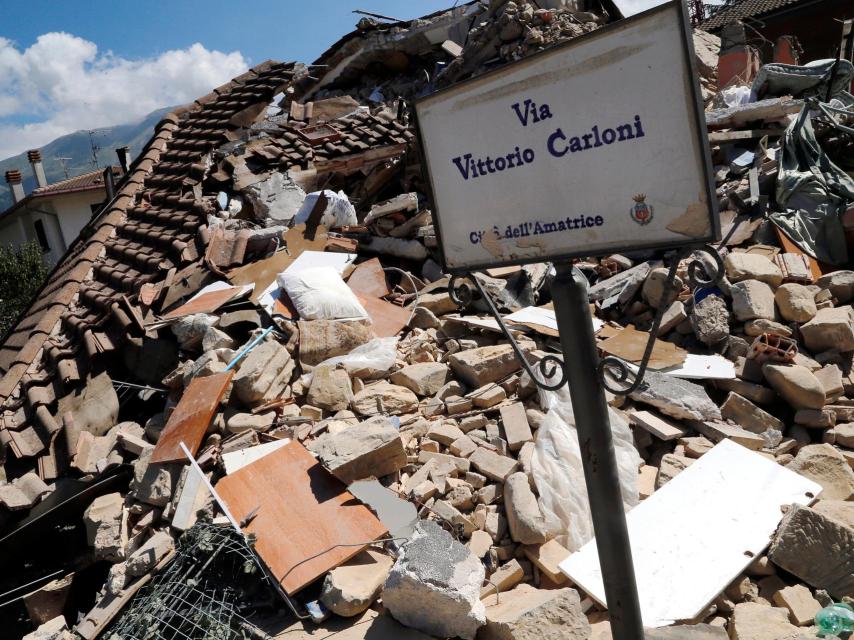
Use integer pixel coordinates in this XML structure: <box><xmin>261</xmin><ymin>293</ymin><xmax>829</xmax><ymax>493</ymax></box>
<box><xmin>499</xmin><ymin>403</ymin><xmax>533</xmax><ymax>452</ymax></box>
<box><xmin>320</xmin><ymin>548</ymin><xmax>393</xmax><ymax>617</ymax></box>
<box><xmin>310</xmin><ymin>419</ymin><xmax>406</xmax><ymax>484</ymax></box>
<box><xmin>470</xmin><ymin>447</ymin><xmax>519</xmax><ymax>482</ymax></box>
<box><xmin>391</xmin><ymin>363</ymin><xmax>451</xmax><ymax>397</ymax></box>
<box><xmin>480</xmin><ymin>584</ymin><xmax>590</xmax><ymax>640</ymax></box>
<box><xmin>504</xmin><ymin>472</ymin><xmax>548</xmax><ymax>545</ymax></box>
<box><xmin>768</xmin><ymin>504</ymin><xmax>854</xmax><ymax>598</ymax></box>
<box><xmin>449</xmin><ymin>345</ymin><xmax>528</xmax><ymax>388</ymax></box>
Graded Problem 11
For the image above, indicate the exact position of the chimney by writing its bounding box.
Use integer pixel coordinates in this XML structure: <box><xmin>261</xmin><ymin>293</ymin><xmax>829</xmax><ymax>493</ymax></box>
<box><xmin>27</xmin><ymin>149</ymin><xmax>47</xmax><ymax>189</ymax></box>
<box><xmin>116</xmin><ymin>146</ymin><xmax>130</xmax><ymax>174</ymax></box>
<box><xmin>5</xmin><ymin>170</ymin><xmax>25</xmax><ymax>203</ymax></box>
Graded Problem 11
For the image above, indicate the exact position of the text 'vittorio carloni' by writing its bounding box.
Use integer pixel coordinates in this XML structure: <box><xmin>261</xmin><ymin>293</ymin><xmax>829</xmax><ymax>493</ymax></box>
<box><xmin>451</xmin><ymin>98</ymin><xmax>645</xmax><ymax>181</ymax></box>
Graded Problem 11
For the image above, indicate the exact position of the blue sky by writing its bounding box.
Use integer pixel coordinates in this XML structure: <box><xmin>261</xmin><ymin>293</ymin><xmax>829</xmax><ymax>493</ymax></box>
<box><xmin>8</xmin><ymin>1</ymin><xmax>457</xmax><ymax>66</ymax></box>
<box><xmin>0</xmin><ymin>1</ymin><xmax>456</xmax><ymax>158</ymax></box>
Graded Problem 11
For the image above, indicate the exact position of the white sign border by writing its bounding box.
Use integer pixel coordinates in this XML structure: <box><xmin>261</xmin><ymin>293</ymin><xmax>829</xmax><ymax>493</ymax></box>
<box><xmin>414</xmin><ymin>0</ymin><xmax>720</xmax><ymax>275</ymax></box>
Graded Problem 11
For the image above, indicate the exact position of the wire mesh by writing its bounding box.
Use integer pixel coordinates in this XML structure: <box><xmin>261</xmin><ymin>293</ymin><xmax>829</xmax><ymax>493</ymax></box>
<box><xmin>104</xmin><ymin>523</ymin><xmax>271</xmax><ymax>640</ymax></box>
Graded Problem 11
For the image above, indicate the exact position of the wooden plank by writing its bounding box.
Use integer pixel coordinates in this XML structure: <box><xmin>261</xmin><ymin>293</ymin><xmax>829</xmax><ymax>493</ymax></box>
<box><xmin>629</xmin><ymin>410</ymin><xmax>687</xmax><ymax>441</ymax></box>
<box><xmin>216</xmin><ymin>441</ymin><xmax>387</xmax><ymax>595</ymax></box>
<box><xmin>707</xmin><ymin>128</ymin><xmax>783</xmax><ymax>144</ymax></box>
<box><xmin>151</xmin><ymin>371</ymin><xmax>233</xmax><ymax>464</ymax></box>
<box><xmin>705</xmin><ymin>97</ymin><xmax>802</xmax><ymax>129</ymax></box>
<box><xmin>561</xmin><ymin>440</ymin><xmax>821</xmax><ymax>628</ymax></box>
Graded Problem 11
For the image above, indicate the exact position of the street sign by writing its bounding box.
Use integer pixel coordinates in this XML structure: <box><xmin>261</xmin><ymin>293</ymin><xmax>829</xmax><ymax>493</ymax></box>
<box><xmin>415</xmin><ymin>0</ymin><xmax>718</xmax><ymax>274</ymax></box>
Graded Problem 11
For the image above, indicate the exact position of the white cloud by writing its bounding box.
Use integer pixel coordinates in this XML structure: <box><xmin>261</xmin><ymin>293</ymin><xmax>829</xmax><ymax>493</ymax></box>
<box><xmin>0</xmin><ymin>33</ymin><xmax>249</xmax><ymax>158</ymax></box>
<box><xmin>612</xmin><ymin>0</ymin><xmax>667</xmax><ymax>16</ymax></box>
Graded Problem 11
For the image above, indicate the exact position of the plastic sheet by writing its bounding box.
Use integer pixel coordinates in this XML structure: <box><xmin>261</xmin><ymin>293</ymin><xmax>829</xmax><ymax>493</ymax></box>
<box><xmin>303</xmin><ymin>337</ymin><xmax>399</xmax><ymax>384</ymax></box>
<box><xmin>771</xmin><ymin>105</ymin><xmax>854</xmax><ymax>264</ymax></box>
<box><xmin>293</xmin><ymin>190</ymin><xmax>358</xmax><ymax>228</ymax></box>
<box><xmin>531</xmin><ymin>380</ymin><xmax>641</xmax><ymax>551</ymax></box>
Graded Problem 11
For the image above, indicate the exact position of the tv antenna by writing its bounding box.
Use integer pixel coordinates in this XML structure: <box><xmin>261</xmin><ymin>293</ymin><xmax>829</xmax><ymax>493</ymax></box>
<box><xmin>86</xmin><ymin>129</ymin><xmax>111</xmax><ymax>169</ymax></box>
<box><xmin>56</xmin><ymin>157</ymin><xmax>73</xmax><ymax>180</ymax></box>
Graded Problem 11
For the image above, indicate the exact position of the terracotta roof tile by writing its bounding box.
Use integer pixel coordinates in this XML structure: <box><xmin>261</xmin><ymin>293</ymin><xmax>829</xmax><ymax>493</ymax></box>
<box><xmin>701</xmin><ymin>0</ymin><xmax>803</xmax><ymax>29</ymax></box>
<box><xmin>0</xmin><ymin>61</ymin><xmax>295</xmax><ymax>460</ymax></box>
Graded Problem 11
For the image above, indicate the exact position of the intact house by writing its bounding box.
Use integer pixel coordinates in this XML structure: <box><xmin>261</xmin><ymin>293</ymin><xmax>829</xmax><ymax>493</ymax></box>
<box><xmin>1</xmin><ymin>151</ymin><xmax>121</xmax><ymax>266</ymax></box>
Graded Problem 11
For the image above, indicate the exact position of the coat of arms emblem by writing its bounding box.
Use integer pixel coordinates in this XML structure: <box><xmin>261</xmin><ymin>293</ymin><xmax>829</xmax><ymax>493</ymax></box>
<box><xmin>630</xmin><ymin>193</ymin><xmax>653</xmax><ymax>226</ymax></box>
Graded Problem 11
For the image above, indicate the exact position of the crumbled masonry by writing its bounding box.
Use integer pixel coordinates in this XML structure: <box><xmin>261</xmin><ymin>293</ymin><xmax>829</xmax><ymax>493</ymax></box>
<box><xmin>1</xmin><ymin>1</ymin><xmax>853</xmax><ymax>639</ymax></box>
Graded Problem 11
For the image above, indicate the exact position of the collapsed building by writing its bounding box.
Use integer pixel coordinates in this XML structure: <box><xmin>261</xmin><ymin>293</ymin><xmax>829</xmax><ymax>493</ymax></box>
<box><xmin>0</xmin><ymin>1</ymin><xmax>853</xmax><ymax>639</ymax></box>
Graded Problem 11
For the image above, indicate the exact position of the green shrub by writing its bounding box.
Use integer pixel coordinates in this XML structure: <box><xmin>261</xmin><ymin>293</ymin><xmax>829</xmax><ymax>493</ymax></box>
<box><xmin>0</xmin><ymin>242</ymin><xmax>49</xmax><ymax>336</ymax></box>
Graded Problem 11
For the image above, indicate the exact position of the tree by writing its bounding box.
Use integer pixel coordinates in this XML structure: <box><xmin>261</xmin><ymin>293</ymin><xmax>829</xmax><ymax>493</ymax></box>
<box><xmin>0</xmin><ymin>242</ymin><xmax>49</xmax><ymax>337</ymax></box>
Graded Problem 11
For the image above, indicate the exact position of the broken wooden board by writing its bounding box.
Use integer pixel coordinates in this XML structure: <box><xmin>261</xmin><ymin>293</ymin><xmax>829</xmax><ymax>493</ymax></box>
<box><xmin>160</xmin><ymin>282</ymin><xmax>249</xmax><ymax>320</ymax></box>
<box><xmin>707</xmin><ymin>128</ymin><xmax>783</xmax><ymax>144</ymax></box>
<box><xmin>228</xmin><ymin>224</ymin><xmax>329</xmax><ymax>304</ymax></box>
<box><xmin>222</xmin><ymin>439</ymin><xmax>290</xmax><ymax>475</ymax></box>
<box><xmin>560</xmin><ymin>439</ymin><xmax>821</xmax><ymax>627</ymax></box>
<box><xmin>347</xmin><ymin>258</ymin><xmax>391</xmax><ymax>298</ymax></box>
<box><xmin>598</xmin><ymin>325</ymin><xmax>687</xmax><ymax>370</ymax></box>
<box><xmin>151</xmin><ymin>371</ymin><xmax>234</xmax><ymax>464</ymax></box>
<box><xmin>353</xmin><ymin>291</ymin><xmax>410</xmax><ymax>338</ymax></box>
<box><xmin>216</xmin><ymin>441</ymin><xmax>387</xmax><ymax>595</ymax></box>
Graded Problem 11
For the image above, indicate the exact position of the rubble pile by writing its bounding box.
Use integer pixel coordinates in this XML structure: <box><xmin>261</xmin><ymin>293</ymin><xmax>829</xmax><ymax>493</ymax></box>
<box><xmin>3</xmin><ymin>2</ymin><xmax>854</xmax><ymax>640</ymax></box>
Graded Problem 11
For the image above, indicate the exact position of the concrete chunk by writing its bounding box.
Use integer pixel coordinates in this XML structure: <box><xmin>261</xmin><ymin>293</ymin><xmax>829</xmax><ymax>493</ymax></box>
<box><xmin>725</xmin><ymin>253</ymin><xmax>783</xmax><ymax>287</ymax></box>
<box><xmin>521</xmin><ymin>539</ymin><xmax>570</xmax><ymax>584</ymax></box>
<box><xmin>383</xmin><ymin>520</ymin><xmax>486</xmax><ymax>639</ymax></box>
<box><xmin>731</xmin><ymin>280</ymin><xmax>775</xmax><ymax>321</ymax></box>
<box><xmin>310</xmin><ymin>419</ymin><xmax>406</xmax><ymax>484</ymax></box>
<box><xmin>83</xmin><ymin>492</ymin><xmax>126</xmax><ymax>561</ymax></box>
<box><xmin>130</xmin><ymin>445</ymin><xmax>180</xmax><ymax>507</ymax></box>
<box><xmin>126</xmin><ymin>531</ymin><xmax>174</xmax><ymax>577</ymax></box>
<box><xmin>630</xmin><ymin>371</ymin><xmax>721</xmax><ymax>421</ymax></box>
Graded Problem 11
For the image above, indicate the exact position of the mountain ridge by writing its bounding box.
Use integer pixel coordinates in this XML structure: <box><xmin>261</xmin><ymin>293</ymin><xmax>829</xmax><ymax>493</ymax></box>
<box><xmin>0</xmin><ymin>106</ymin><xmax>172</xmax><ymax>212</ymax></box>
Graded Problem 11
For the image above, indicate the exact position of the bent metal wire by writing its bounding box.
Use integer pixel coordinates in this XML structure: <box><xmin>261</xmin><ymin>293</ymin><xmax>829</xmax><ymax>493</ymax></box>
<box><xmin>449</xmin><ymin>273</ymin><xmax>568</xmax><ymax>391</ymax></box>
<box><xmin>597</xmin><ymin>245</ymin><xmax>724</xmax><ymax>395</ymax></box>
<box><xmin>448</xmin><ymin>245</ymin><xmax>723</xmax><ymax>396</ymax></box>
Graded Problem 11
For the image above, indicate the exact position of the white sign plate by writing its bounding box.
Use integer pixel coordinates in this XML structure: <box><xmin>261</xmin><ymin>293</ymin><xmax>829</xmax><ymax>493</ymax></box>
<box><xmin>415</xmin><ymin>1</ymin><xmax>718</xmax><ymax>273</ymax></box>
<box><xmin>559</xmin><ymin>439</ymin><xmax>821</xmax><ymax>627</ymax></box>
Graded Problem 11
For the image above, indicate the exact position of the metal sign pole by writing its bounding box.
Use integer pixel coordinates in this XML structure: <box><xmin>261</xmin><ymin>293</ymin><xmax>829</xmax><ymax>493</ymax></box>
<box><xmin>550</xmin><ymin>262</ymin><xmax>644</xmax><ymax>640</ymax></box>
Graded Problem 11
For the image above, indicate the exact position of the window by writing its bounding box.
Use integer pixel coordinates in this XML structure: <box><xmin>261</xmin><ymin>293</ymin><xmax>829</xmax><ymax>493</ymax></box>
<box><xmin>33</xmin><ymin>219</ymin><xmax>50</xmax><ymax>252</ymax></box>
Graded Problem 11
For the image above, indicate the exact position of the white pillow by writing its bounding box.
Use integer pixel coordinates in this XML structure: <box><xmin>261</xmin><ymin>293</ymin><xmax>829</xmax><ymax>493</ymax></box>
<box><xmin>278</xmin><ymin>266</ymin><xmax>368</xmax><ymax>320</ymax></box>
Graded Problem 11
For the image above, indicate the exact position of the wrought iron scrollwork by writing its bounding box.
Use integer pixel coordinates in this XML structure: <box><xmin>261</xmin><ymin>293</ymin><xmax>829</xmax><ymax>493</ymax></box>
<box><xmin>597</xmin><ymin>245</ymin><xmax>725</xmax><ymax>396</ymax></box>
<box><xmin>449</xmin><ymin>274</ymin><xmax>569</xmax><ymax>391</ymax></box>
